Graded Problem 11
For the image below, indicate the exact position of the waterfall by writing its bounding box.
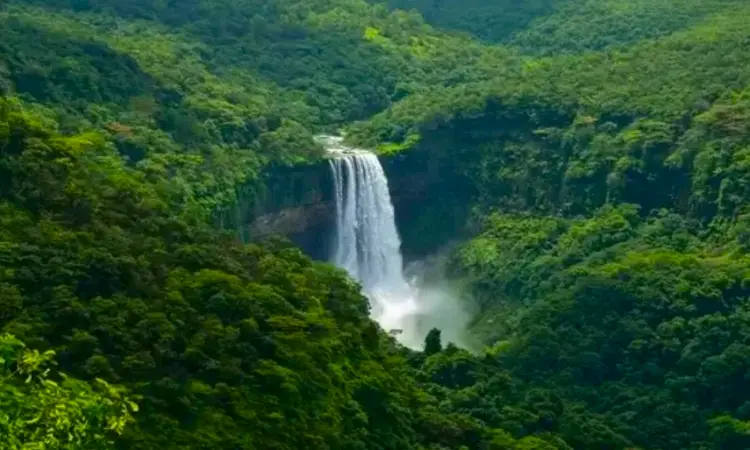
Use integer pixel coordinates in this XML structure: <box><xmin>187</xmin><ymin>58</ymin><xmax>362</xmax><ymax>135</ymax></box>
<box><xmin>322</xmin><ymin>136</ymin><xmax>420</xmax><ymax>346</ymax></box>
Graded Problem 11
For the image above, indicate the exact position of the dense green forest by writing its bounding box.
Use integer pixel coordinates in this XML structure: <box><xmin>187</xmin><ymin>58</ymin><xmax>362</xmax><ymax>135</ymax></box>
<box><xmin>3</xmin><ymin>0</ymin><xmax>750</xmax><ymax>448</ymax></box>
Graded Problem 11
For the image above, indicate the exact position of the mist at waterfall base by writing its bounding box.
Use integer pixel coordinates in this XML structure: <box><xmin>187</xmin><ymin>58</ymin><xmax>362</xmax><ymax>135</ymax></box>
<box><xmin>322</xmin><ymin>136</ymin><xmax>472</xmax><ymax>350</ymax></box>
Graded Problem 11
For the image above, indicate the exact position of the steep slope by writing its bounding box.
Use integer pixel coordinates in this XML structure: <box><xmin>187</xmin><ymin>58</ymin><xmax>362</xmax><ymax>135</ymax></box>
<box><xmin>0</xmin><ymin>96</ymin><xmax>431</xmax><ymax>450</ymax></box>
<box><xmin>0</xmin><ymin>0</ymin><xmax>522</xmax><ymax>232</ymax></box>
<box><xmin>344</xmin><ymin>3</ymin><xmax>750</xmax><ymax>449</ymax></box>
<box><xmin>384</xmin><ymin>0</ymin><xmax>562</xmax><ymax>43</ymax></box>
<box><xmin>0</xmin><ymin>95</ymin><xmax>589</xmax><ymax>449</ymax></box>
<box><xmin>444</xmin><ymin>205</ymin><xmax>750</xmax><ymax>450</ymax></box>
<box><xmin>0</xmin><ymin>3</ymin><xmax>579</xmax><ymax>448</ymax></box>
<box><xmin>5</xmin><ymin>0</ymin><xmax>750</xmax><ymax>449</ymax></box>
<box><xmin>384</xmin><ymin>0</ymin><xmax>746</xmax><ymax>53</ymax></box>
<box><xmin>510</xmin><ymin>0</ymin><xmax>749</xmax><ymax>54</ymax></box>
<box><xmin>353</xmin><ymin>3</ymin><xmax>750</xmax><ymax>218</ymax></box>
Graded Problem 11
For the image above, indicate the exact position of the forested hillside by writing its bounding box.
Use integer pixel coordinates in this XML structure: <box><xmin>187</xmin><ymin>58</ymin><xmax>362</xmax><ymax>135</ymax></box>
<box><xmin>384</xmin><ymin>0</ymin><xmax>747</xmax><ymax>52</ymax></box>
<box><xmin>352</xmin><ymin>0</ymin><xmax>750</xmax><ymax>448</ymax></box>
<box><xmin>3</xmin><ymin>0</ymin><xmax>750</xmax><ymax>449</ymax></box>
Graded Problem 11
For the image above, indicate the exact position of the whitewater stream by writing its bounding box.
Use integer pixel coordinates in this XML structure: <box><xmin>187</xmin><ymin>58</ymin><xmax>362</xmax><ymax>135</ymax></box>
<box><xmin>320</xmin><ymin>136</ymin><xmax>424</xmax><ymax>347</ymax></box>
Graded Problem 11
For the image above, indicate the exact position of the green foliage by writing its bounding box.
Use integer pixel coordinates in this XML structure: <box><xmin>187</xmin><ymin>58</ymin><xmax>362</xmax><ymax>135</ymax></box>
<box><xmin>355</xmin><ymin>1</ymin><xmax>750</xmax><ymax>156</ymax></box>
<box><xmin>423</xmin><ymin>328</ymin><xmax>442</xmax><ymax>356</ymax></box>
<box><xmin>0</xmin><ymin>96</ymin><xmax>439</xmax><ymax>449</ymax></box>
<box><xmin>0</xmin><ymin>0</ymin><xmax>523</xmax><ymax>226</ymax></box>
<box><xmin>0</xmin><ymin>333</ymin><xmax>137</xmax><ymax>449</ymax></box>
<box><xmin>348</xmin><ymin>13</ymin><xmax>750</xmax><ymax>448</ymax></box>
<box><xmin>385</xmin><ymin>0</ymin><xmax>560</xmax><ymax>43</ymax></box>
<box><xmin>385</xmin><ymin>0</ymin><xmax>746</xmax><ymax>54</ymax></box>
<box><xmin>443</xmin><ymin>203</ymin><xmax>750</xmax><ymax>448</ymax></box>
<box><xmin>5</xmin><ymin>1</ymin><xmax>750</xmax><ymax>450</ymax></box>
<box><xmin>510</xmin><ymin>0</ymin><xmax>748</xmax><ymax>54</ymax></box>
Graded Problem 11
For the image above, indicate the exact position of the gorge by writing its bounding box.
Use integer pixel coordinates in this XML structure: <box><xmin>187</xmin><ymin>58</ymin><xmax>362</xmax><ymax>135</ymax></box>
<box><xmin>4</xmin><ymin>0</ymin><xmax>750</xmax><ymax>448</ymax></box>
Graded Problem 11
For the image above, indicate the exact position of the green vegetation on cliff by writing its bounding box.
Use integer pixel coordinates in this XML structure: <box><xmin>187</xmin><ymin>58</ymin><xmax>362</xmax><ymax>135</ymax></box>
<box><xmin>385</xmin><ymin>0</ymin><xmax>748</xmax><ymax>53</ymax></box>
<box><xmin>0</xmin><ymin>94</ymin><xmax>438</xmax><ymax>449</ymax></box>
<box><xmin>3</xmin><ymin>0</ymin><xmax>750</xmax><ymax>449</ymax></box>
<box><xmin>357</xmin><ymin>1</ymin><xmax>750</xmax><ymax>449</ymax></box>
<box><xmin>446</xmin><ymin>205</ymin><xmax>750</xmax><ymax>449</ymax></box>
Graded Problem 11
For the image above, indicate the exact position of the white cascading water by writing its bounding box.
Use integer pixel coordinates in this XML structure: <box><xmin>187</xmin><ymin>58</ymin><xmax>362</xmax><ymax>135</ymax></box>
<box><xmin>321</xmin><ymin>136</ymin><xmax>421</xmax><ymax>347</ymax></box>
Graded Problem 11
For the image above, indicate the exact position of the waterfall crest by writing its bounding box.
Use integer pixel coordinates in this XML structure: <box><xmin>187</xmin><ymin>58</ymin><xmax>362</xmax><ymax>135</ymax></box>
<box><xmin>323</xmin><ymin>136</ymin><xmax>420</xmax><ymax>346</ymax></box>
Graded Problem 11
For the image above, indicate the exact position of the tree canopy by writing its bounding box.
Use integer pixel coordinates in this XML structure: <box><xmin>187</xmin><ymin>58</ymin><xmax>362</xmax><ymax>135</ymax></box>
<box><xmin>4</xmin><ymin>0</ymin><xmax>750</xmax><ymax>449</ymax></box>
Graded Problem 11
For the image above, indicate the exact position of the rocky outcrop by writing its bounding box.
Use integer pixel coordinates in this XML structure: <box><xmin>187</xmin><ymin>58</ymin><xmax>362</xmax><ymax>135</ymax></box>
<box><xmin>243</xmin><ymin>160</ymin><xmax>335</xmax><ymax>258</ymax></box>
<box><xmin>250</xmin><ymin>202</ymin><xmax>334</xmax><ymax>237</ymax></box>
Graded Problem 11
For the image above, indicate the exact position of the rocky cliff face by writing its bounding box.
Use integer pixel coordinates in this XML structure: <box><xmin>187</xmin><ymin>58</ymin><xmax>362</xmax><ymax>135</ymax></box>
<box><xmin>244</xmin><ymin>161</ymin><xmax>334</xmax><ymax>259</ymax></box>
<box><xmin>247</xmin><ymin>145</ymin><xmax>466</xmax><ymax>261</ymax></box>
<box><xmin>250</xmin><ymin>203</ymin><xmax>333</xmax><ymax>237</ymax></box>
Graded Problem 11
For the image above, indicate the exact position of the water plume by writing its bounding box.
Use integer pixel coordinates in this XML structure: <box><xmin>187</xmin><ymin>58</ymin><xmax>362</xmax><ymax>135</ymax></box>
<box><xmin>323</xmin><ymin>136</ymin><xmax>471</xmax><ymax>349</ymax></box>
